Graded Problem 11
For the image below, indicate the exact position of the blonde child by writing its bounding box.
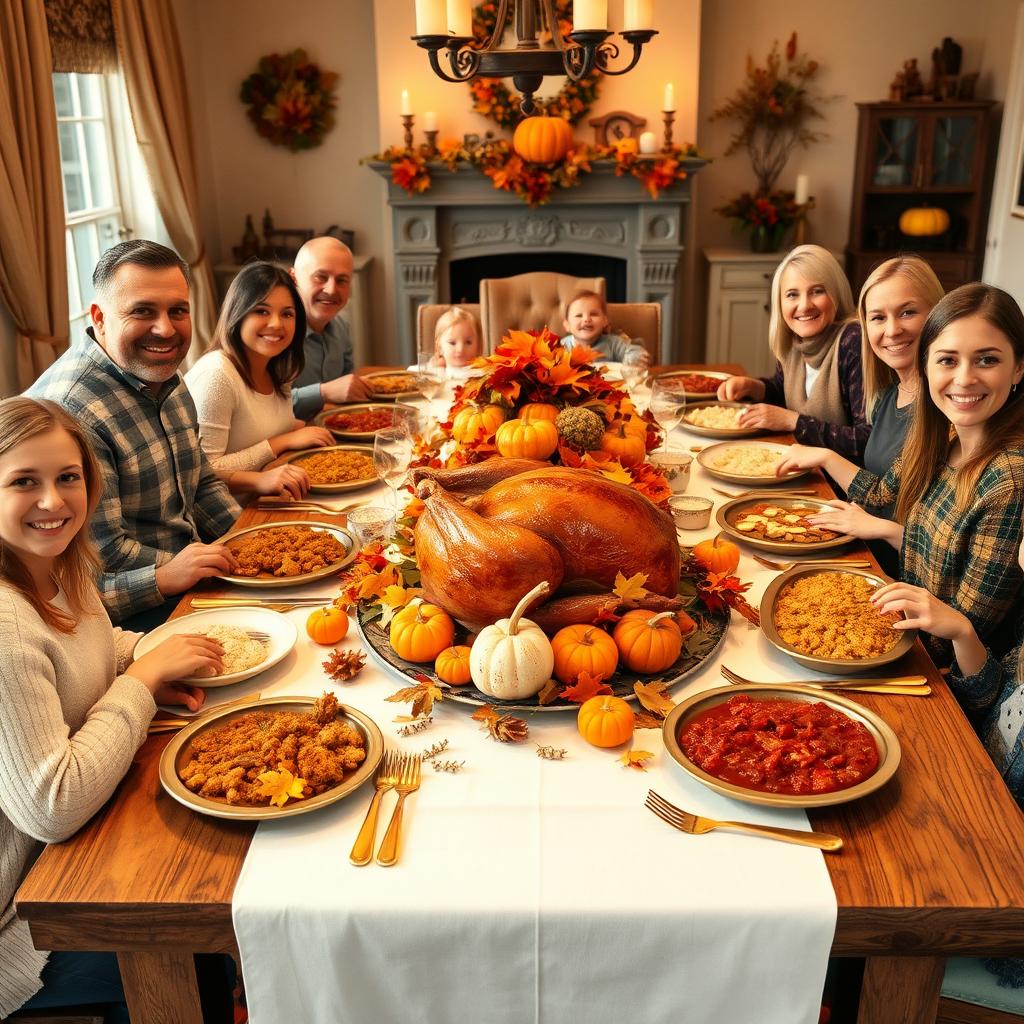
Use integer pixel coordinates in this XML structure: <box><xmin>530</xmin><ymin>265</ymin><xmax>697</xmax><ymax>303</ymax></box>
<box><xmin>560</xmin><ymin>290</ymin><xmax>650</xmax><ymax>366</ymax></box>
<box><xmin>433</xmin><ymin>306</ymin><xmax>483</xmax><ymax>374</ymax></box>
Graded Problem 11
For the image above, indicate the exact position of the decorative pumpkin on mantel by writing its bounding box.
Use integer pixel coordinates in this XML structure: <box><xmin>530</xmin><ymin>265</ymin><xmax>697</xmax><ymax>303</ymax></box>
<box><xmin>899</xmin><ymin>205</ymin><xmax>950</xmax><ymax>237</ymax></box>
<box><xmin>512</xmin><ymin>115</ymin><xmax>574</xmax><ymax>164</ymax></box>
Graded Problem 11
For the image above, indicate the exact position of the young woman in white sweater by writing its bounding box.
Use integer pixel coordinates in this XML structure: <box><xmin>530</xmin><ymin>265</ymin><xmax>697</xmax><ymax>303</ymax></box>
<box><xmin>0</xmin><ymin>397</ymin><xmax>231</xmax><ymax>1020</ymax></box>
<box><xmin>186</xmin><ymin>261</ymin><xmax>334</xmax><ymax>498</ymax></box>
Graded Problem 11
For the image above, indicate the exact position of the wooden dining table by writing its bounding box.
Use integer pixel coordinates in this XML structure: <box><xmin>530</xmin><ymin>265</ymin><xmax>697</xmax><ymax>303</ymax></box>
<box><xmin>14</xmin><ymin>363</ymin><xmax>1024</xmax><ymax>1024</ymax></box>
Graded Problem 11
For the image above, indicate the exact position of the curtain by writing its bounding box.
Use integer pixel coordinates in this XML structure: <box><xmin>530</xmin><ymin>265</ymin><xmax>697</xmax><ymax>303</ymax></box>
<box><xmin>44</xmin><ymin>0</ymin><xmax>117</xmax><ymax>73</ymax></box>
<box><xmin>111</xmin><ymin>0</ymin><xmax>217</xmax><ymax>353</ymax></box>
<box><xmin>0</xmin><ymin>1</ymin><xmax>69</xmax><ymax>389</ymax></box>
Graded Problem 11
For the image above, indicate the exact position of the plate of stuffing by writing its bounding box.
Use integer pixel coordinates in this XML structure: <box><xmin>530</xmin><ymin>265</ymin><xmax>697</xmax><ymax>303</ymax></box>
<box><xmin>314</xmin><ymin>403</ymin><xmax>418</xmax><ymax>441</ymax></box>
<box><xmin>282</xmin><ymin>444</ymin><xmax>376</xmax><ymax>494</ymax></box>
<box><xmin>716</xmin><ymin>495</ymin><xmax>854</xmax><ymax>553</ymax></box>
<box><xmin>361</xmin><ymin>370</ymin><xmax>420</xmax><ymax>400</ymax></box>
<box><xmin>655</xmin><ymin>370</ymin><xmax>732</xmax><ymax>401</ymax></box>
<box><xmin>696</xmin><ymin>441</ymin><xmax>809</xmax><ymax>485</ymax></box>
<box><xmin>218</xmin><ymin>520</ymin><xmax>357</xmax><ymax>588</ymax></box>
<box><xmin>760</xmin><ymin>566</ymin><xmax>916</xmax><ymax>674</ymax></box>
<box><xmin>662</xmin><ymin>684</ymin><xmax>901</xmax><ymax>808</ymax></box>
<box><xmin>158</xmin><ymin>693</ymin><xmax>384</xmax><ymax>820</ymax></box>
<box><xmin>134</xmin><ymin>607</ymin><xmax>297</xmax><ymax>687</ymax></box>
<box><xmin>680</xmin><ymin>401</ymin><xmax>763</xmax><ymax>439</ymax></box>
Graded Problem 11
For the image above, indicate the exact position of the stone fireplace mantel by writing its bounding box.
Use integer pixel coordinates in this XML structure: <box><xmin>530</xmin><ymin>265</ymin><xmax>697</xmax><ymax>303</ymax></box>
<box><xmin>369</xmin><ymin>159</ymin><xmax>707</xmax><ymax>362</ymax></box>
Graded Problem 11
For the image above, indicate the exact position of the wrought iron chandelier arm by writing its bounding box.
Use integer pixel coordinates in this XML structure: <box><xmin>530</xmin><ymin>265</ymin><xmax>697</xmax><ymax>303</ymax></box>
<box><xmin>593</xmin><ymin>29</ymin><xmax>658</xmax><ymax>77</ymax></box>
<box><xmin>413</xmin><ymin>35</ymin><xmax>481</xmax><ymax>84</ymax></box>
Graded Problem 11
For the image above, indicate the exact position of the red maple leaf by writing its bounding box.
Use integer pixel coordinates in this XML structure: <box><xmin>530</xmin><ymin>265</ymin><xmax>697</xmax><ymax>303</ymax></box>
<box><xmin>560</xmin><ymin>671</ymin><xmax>613</xmax><ymax>704</ymax></box>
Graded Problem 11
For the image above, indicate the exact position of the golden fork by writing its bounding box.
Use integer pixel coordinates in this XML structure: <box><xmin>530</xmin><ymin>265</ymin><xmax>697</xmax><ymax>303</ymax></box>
<box><xmin>147</xmin><ymin>691</ymin><xmax>263</xmax><ymax>734</ymax></box>
<box><xmin>646</xmin><ymin>790</ymin><xmax>843</xmax><ymax>852</ymax></box>
<box><xmin>350</xmin><ymin>752</ymin><xmax>400</xmax><ymax>866</ymax></box>
<box><xmin>376</xmin><ymin>755</ymin><xmax>422</xmax><ymax>867</ymax></box>
<box><xmin>256</xmin><ymin>498</ymin><xmax>362</xmax><ymax>514</ymax></box>
<box><xmin>712</xmin><ymin>486</ymin><xmax>819</xmax><ymax>499</ymax></box>
<box><xmin>752</xmin><ymin>554</ymin><xmax>873</xmax><ymax>572</ymax></box>
<box><xmin>720</xmin><ymin>665</ymin><xmax>930</xmax><ymax>697</ymax></box>
<box><xmin>190</xmin><ymin>597</ymin><xmax>327</xmax><ymax>610</ymax></box>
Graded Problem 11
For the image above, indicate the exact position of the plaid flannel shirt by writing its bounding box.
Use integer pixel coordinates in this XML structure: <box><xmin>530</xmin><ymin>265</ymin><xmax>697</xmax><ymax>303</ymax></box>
<box><xmin>847</xmin><ymin>448</ymin><xmax>1024</xmax><ymax>664</ymax></box>
<box><xmin>28</xmin><ymin>333</ymin><xmax>239</xmax><ymax>622</ymax></box>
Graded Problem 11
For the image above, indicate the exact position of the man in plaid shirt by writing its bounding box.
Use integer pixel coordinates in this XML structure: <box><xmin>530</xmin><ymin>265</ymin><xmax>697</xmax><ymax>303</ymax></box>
<box><xmin>28</xmin><ymin>240</ymin><xmax>239</xmax><ymax>626</ymax></box>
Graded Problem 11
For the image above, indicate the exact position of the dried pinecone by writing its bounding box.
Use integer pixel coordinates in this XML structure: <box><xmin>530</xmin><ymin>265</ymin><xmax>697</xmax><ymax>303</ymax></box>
<box><xmin>322</xmin><ymin>648</ymin><xmax>366</xmax><ymax>681</ymax></box>
<box><xmin>555</xmin><ymin>406</ymin><xmax>605</xmax><ymax>451</ymax></box>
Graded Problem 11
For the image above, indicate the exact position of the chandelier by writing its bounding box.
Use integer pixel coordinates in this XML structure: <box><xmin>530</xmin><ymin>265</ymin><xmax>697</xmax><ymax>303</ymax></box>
<box><xmin>412</xmin><ymin>0</ymin><xmax>657</xmax><ymax>116</ymax></box>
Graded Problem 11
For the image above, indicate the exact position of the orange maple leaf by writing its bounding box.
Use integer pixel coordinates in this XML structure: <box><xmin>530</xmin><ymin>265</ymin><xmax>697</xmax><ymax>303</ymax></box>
<box><xmin>633</xmin><ymin>680</ymin><xmax>675</xmax><ymax>719</ymax></box>
<box><xmin>619</xmin><ymin>749</ymin><xmax>655</xmax><ymax>771</ymax></box>
<box><xmin>560</xmin><ymin>671</ymin><xmax>613</xmax><ymax>704</ymax></box>
<box><xmin>254</xmin><ymin>767</ymin><xmax>307</xmax><ymax>807</ymax></box>
<box><xmin>614</xmin><ymin>571</ymin><xmax>649</xmax><ymax>602</ymax></box>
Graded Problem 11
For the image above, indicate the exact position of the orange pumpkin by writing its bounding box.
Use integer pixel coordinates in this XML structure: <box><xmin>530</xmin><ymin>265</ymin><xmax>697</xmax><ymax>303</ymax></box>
<box><xmin>600</xmin><ymin>421</ymin><xmax>646</xmax><ymax>466</ymax></box>
<box><xmin>451</xmin><ymin>403</ymin><xmax>506</xmax><ymax>443</ymax></box>
<box><xmin>899</xmin><ymin>205</ymin><xmax>950</xmax><ymax>237</ymax></box>
<box><xmin>613</xmin><ymin>610</ymin><xmax>682</xmax><ymax>673</ymax></box>
<box><xmin>495</xmin><ymin>418</ymin><xmax>559</xmax><ymax>459</ymax></box>
<box><xmin>578</xmin><ymin>695</ymin><xmax>634</xmax><ymax>748</ymax></box>
<box><xmin>517</xmin><ymin>402</ymin><xmax>560</xmax><ymax>423</ymax></box>
<box><xmin>390</xmin><ymin>600</ymin><xmax>455</xmax><ymax>662</ymax></box>
<box><xmin>513</xmin><ymin>115</ymin><xmax>573</xmax><ymax>164</ymax></box>
<box><xmin>306</xmin><ymin>606</ymin><xmax>349</xmax><ymax>645</ymax></box>
<box><xmin>551</xmin><ymin>624</ymin><xmax>619</xmax><ymax>683</ymax></box>
<box><xmin>435</xmin><ymin>645</ymin><xmax>472</xmax><ymax>685</ymax></box>
<box><xmin>691</xmin><ymin>533</ymin><xmax>741</xmax><ymax>576</ymax></box>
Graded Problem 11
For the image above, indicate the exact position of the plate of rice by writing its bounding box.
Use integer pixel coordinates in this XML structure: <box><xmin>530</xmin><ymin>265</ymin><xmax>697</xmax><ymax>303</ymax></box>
<box><xmin>680</xmin><ymin>401</ymin><xmax>763</xmax><ymax>439</ymax></box>
<box><xmin>132</xmin><ymin>607</ymin><xmax>298</xmax><ymax>687</ymax></box>
<box><xmin>696</xmin><ymin>441</ymin><xmax>809</xmax><ymax>485</ymax></box>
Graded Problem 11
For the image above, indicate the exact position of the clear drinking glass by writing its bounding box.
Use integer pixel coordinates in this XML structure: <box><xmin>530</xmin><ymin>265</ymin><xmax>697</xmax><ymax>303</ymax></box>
<box><xmin>415</xmin><ymin>346</ymin><xmax>446</xmax><ymax>431</ymax></box>
<box><xmin>649</xmin><ymin>379</ymin><xmax>687</xmax><ymax>452</ymax></box>
<box><xmin>373</xmin><ymin>427</ymin><xmax>412</xmax><ymax>515</ymax></box>
<box><xmin>620</xmin><ymin>346</ymin><xmax>649</xmax><ymax>394</ymax></box>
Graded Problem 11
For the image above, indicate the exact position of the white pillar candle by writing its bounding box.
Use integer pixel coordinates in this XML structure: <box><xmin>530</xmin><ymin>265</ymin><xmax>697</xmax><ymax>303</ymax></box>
<box><xmin>400</xmin><ymin>89</ymin><xmax>412</xmax><ymax>116</ymax></box>
<box><xmin>638</xmin><ymin>131</ymin><xmax>657</xmax><ymax>154</ymax></box>
<box><xmin>663</xmin><ymin>82</ymin><xmax>675</xmax><ymax>112</ymax></box>
<box><xmin>423</xmin><ymin>111</ymin><xmax>438</xmax><ymax>132</ymax></box>
<box><xmin>624</xmin><ymin>0</ymin><xmax>654</xmax><ymax>30</ymax></box>
<box><xmin>415</xmin><ymin>0</ymin><xmax>447</xmax><ymax>35</ymax></box>
<box><xmin>573</xmin><ymin>0</ymin><xmax>607</xmax><ymax>30</ymax></box>
<box><xmin>794</xmin><ymin>174</ymin><xmax>809</xmax><ymax>205</ymax></box>
<box><xmin>447</xmin><ymin>0</ymin><xmax>472</xmax><ymax>36</ymax></box>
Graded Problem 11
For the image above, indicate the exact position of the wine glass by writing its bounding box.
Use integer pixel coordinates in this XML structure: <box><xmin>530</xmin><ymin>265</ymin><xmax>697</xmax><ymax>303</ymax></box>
<box><xmin>415</xmin><ymin>346</ymin><xmax>446</xmax><ymax>430</ymax></box>
<box><xmin>373</xmin><ymin>427</ymin><xmax>412</xmax><ymax>515</ymax></box>
<box><xmin>649</xmin><ymin>379</ymin><xmax>687</xmax><ymax>453</ymax></box>
<box><xmin>620</xmin><ymin>346</ymin><xmax>649</xmax><ymax>395</ymax></box>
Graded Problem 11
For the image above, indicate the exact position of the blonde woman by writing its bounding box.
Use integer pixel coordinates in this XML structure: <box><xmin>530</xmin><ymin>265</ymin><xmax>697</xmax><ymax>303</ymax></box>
<box><xmin>718</xmin><ymin>244</ymin><xmax>868</xmax><ymax>461</ymax></box>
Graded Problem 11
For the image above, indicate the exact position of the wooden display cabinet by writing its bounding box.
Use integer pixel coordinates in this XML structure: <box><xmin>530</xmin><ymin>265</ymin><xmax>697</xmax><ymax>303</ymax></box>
<box><xmin>845</xmin><ymin>100</ymin><xmax>1000</xmax><ymax>294</ymax></box>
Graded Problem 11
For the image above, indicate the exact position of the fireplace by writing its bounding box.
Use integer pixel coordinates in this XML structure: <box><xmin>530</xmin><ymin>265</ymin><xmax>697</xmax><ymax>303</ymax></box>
<box><xmin>449</xmin><ymin>252</ymin><xmax>627</xmax><ymax>304</ymax></box>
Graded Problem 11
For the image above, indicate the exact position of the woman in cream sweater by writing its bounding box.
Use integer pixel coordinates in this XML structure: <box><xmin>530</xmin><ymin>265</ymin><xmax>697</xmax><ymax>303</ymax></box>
<box><xmin>0</xmin><ymin>398</ymin><xmax>229</xmax><ymax>1020</ymax></box>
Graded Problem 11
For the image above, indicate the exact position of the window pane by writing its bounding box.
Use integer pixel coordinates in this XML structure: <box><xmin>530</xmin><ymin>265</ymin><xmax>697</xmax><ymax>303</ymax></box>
<box><xmin>69</xmin><ymin>312</ymin><xmax>91</xmax><ymax>342</ymax></box>
<box><xmin>53</xmin><ymin>73</ymin><xmax>74</xmax><ymax>117</ymax></box>
<box><xmin>72</xmin><ymin>223</ymin><xmax>100</xmax><ymax>310</ymax></box>
<box><xmin>83</xmin><ymin>122</ymin><xmax>113</xmax><ymax>209</ymax></box>
<box><xmin>97</xmin><ymin>215</ymin><xmax>121</xmax><ymax>254</ymax></box>
<box><xmin>58</xmin><ymin>123</ymin><xmax>86</xmax><ymax>213</ymax></box>
<box><xmin>77</xmin><ymin>73</ymin><xmax>102</xmax><ymax>118</ymax></box>
<box><xmin>65</xmin><ymin>230</ymin><xmax>82</xmax><ymax>317</ymax></box>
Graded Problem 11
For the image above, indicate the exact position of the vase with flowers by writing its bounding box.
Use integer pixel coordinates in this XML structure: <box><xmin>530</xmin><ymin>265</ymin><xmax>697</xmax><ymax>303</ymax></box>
<box><xmin>716</xmin><ymin>189</ymin><xmax>799</xmax><ymax>252</ymax></box>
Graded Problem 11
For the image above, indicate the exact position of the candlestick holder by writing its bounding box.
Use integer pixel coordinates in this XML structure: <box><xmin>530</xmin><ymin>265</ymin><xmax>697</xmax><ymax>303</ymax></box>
<box><xmin>793</xmin><ymin>197</ymin><xmax>816</xmax><ymax>246</ymax></box>
<box><xmin>401</xmin><ymin>114</ymin><xmax>415</xmax><ymax>152</ymax></box>
<box><xmin>661</xmin><ymin>110</ymin><xmax>675</xmax><ymax>153</ymax></box>
<box><xmin>422</xmin><ymin>129</ymin><xmax>439</xmax><ymax>159</ymax></box>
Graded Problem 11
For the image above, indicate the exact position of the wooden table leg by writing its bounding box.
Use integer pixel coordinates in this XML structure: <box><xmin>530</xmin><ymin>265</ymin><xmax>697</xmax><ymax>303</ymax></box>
<box><xmin>117</xmin><ymin>950</ymin><xmax>203</xmax><ymax>1024</ymax></box>
<box><xmin>857</xmin><ymin>955</ymin><xmax>945</xmax><ymax>1024</ymax></box>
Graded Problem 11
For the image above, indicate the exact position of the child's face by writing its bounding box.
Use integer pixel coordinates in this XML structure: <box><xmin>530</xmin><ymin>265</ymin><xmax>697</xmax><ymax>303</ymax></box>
<box><xmin>438</xmin><ymin>322</ymin><xmax>480</xmax><ymax>367</ymax></box>
<box><xmin>0</xmin><ymin>427</ymin><xmax>88</xmax><ymax>572</ymax></box>
<box><xmin>240</xmin><ymin>285</ymin><xmax>297</xmax><ymax>363</ymax></box>
<box><xmin>564</xmin><ymin>298</ymin><xmax>609</xmax><ymax>345</ymax></box>
<box><xmin>780</xmin><ymin>268</ymin><xmax>837</xmax><ymax>340</ymax></box>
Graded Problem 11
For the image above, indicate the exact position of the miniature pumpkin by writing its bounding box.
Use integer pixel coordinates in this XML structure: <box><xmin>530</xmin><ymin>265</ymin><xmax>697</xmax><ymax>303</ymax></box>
<box><xmin>451</xmin><ymin>403</ymin><xmax>506</xmax><ymax>443</ymax></box>
<box><xmin>306</xmin><ymin>606</ymin><xmax>349</xmax><ymax>645</ymax></box>
<box><xmin>517</xmin><ymin>402</ymin><xmax>560</xmax><ymax>423</ymax></box>
<box><xmin>613</xmin><ymin>610</ymin><xmax>682</xmax><ymax>673</ymax></box>
<box><xmin>691</xmin><ymin>533</ymin><xmax>741</xmax><ymax>576</ymax></box>
<box><xmin>512</xmin><ymin>115</ymin><xmax>573</xmax><ymax>164</ymax></box>
<box><xmin>599</xmin><ymin>421</ymin><xmax>646</xmax><ymax>466</ymax></box>
<box><xmin>495</xmin><ymin>417</ymin><xmax>559</xmax><ymax>459</ymax></box>
<box><xmin>435</xmin><ymin>645</ymin><xmax>472</xmax><ymax>686</ymax></box>
<box><xmin>577</xmin><ymin>695</ymin><xmax>634</xmax><ymax>748</ymax></box>
<box><xmin>551</xmin><ymin>624</ymin><xmax>619</xmax><ymax>683</ymax></box>
<box><xmin>899</xmin><ymin>205</ymin><xmax>950</xmax><ymax>237</ymax></box>
<box><xmin>390</xmin><ymin>600</ymin><xmax>455</xmax><ymax>663</ymax></box>
<box><xmin>470</xmin><ymin>582</ymin><xmax>554</xmax><ymax>699</ymax></box>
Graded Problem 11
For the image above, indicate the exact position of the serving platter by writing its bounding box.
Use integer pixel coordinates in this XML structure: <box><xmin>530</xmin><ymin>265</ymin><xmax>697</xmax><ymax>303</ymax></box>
<box><xmin>655</xmin><ymin>369</ymin><xmax>732</xmax><ymax>401</ymax></box>
<box><xmin>282</xmin><ymin>444</ymin><xmax>376</xmax><ymax>494</ymax></box>
<box><xmin>355</xmin><ymin>602</ymin><xmax>730</xmax><ymax>713</ymax></box>
<box><xmin>679</xmin><ymin>401</ymin><xmax>763</xmax><ymax>440</ymax></box>
<box><xmin>133</xmin><ymin>607</ymin><xmax>297</xmax><ymax>687</ymax></box>
<box><xmin>662</xmin><ymin>683</ymin><xmax>901</xmax><ymax>808</ymax></box>
<box><xmin>696</xmin><ymin>441</ymin><xmax>808</xmax><ymax>486</ymax></box>
<box><xmin>158</xmin><ymin>697</ymin><xmax>383</xmax><ymax>820</ymax></box>
<box><xmin>361</xmin><ymin>370</ymin><xmax>420</xmax><ymax>401</ymax></box>
<box><xmin>760</xmin><ymin>565</ymin><xmax>916</xmax><ymax>675</ymax></box>
<box><xmin>716</xmin><ymin>494</ymin><xmax>854</xmax><ymax>554</ymax></box>
<box><xmin>314</xmin><ymin>403</ymin><xmax>418</xmax><ymax>441</ymax></box>
<box><xmin>217</xmin><ymin>520</ymin><xmax>357</xmax><ymax>588</ymax></box>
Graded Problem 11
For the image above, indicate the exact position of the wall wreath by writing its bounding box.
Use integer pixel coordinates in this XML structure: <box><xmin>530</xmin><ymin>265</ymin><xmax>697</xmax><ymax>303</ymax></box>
<box><xmin>240</xmin><ymin>49</ymin><xmax>338</xmax><ymax>151</ymax></box>
<box><xmin>468</xmin><ymin>0</ymin><xmax>602</xmax><ymax>131</ymax></box>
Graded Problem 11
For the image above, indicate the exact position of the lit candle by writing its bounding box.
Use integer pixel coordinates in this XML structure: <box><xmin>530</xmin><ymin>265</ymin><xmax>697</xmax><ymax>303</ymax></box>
<box><xmin>573</xmin><ymin>0</ymin><xmax>607</xmax><ymax>31</ymax></box>
<box><xmin>624</xmin><ymin>0</ymin><xmax>654</xmax><ymax>30</ymax></box>
<box><xmin>400</xmin><ymin>90</ymin><xmax>412</xmax><ymax>116</ymax></box>
<box><xmin>794</xmin><ymin>174</ymin><xmax>809</xmax><ymax>205</ymax></box>
<box><xmin>447</xmin><ymin>0</ymin><xmax>472</xmax><ymax>36</ymax></box>
<box><xmin>638</xmin><ymin>131</ymin><xmax>657</xmax><ymax>154</ymax></box>
<box><xmin>423</xmin><ymin>111</ymin><xmax>438</xmax><ymax>132</ymax></box>
<box><xmin>663</xmin><ymin>82</ymin><xmax>675</xmax><ymax>112</ymax></box>
<box><xmin>415</xmin><ymin>0</ymin><xmax>447</xmax><ymax>35</ymax></box>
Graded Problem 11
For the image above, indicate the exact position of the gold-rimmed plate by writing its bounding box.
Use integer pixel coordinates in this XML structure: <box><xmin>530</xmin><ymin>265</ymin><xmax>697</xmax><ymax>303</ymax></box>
<box><xmin>697</xmin><ymin>441</ymin><xmax>808</xmax><ymax>486</ymax></box>
<box><xmin>662</xmin><ymin>683</ymin><xmax>901</xmax><ymax>808</ymax></box>
<box><xmin>158</xmin><ymin>697</ymin><xmax>384</xmax><ymax>820</ymax></box>
<box><xmin>760</xmin><ymin>565</ymin><xmax>916</xmax><ymax>674</ymax></box>
<box><xmin>282</xmin><ymin>444</ymin><xmax>376</xmax><ymax>494</ymax></box>
<box><xmin>361</xmin><ymin>370</ymin><xmax>419</xmax><ymax>400</ymax></box>
<box><xmin>680</xmin><ymin>401</ymin><xmax>764</xmax><ymax>439</ymax></box>
<box><xmin>717</xmin><ymin>494</ymin><xmax>854</xmax><ymax>554</ymax></box>
<box><xmin>217</xmin><ymin>520</ymin><xmax>357</xmax><ymax>588</ymax></box>
<box><xmin>314</xmin><ymin>403</ymin><xmax>418</xmax><ymax>441</ymax></box>
<box><xmin>656</xmin><ymin>369</ymin><xmax>732</xmax><ymax>401</ymax></box>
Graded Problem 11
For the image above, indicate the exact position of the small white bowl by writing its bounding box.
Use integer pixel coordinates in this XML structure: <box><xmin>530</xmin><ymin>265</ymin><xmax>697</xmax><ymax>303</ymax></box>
<box><xmin>669</xmin><ymin>495</ymin><xmax>714</xmax><ymax>530</ymax></box>
<box><xmin>649</xmin><ymin>452</ymin><xmax>693</xmax><ymax>494</ymax></box>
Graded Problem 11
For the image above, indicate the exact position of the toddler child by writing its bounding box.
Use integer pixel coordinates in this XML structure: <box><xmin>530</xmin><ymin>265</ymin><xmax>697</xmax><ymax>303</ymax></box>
<box><xmin>560</xmin><ymin>290</ymin><xmax>650</xmax><ymax>365</ymax></box>
<box><xmin>429</xmin><ymin>306</ymin><xmax>483</xmax><ymax>380</ymax></box>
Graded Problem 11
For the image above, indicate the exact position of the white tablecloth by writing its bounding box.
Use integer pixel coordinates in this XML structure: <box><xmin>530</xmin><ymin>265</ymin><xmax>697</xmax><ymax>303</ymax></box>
<box><xmin>228</xmin><ymin>422</ymin><xmax>838</xmax><ymax>1024</ymax></box>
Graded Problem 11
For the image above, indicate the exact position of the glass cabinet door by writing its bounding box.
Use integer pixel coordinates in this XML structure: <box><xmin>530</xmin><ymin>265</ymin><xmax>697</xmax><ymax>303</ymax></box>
<box><xmin>871</xmin><ymin>116</ymin><xmax>919</xmax><ymax>187</ymax></box>
<box><xmin>930</xmin><ymin>115</ymin><xmax>978</xmax><ymax>186</ymax></box>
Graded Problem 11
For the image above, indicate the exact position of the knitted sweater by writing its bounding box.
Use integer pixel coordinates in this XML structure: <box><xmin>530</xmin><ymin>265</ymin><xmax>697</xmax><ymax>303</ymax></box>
<box><xmin>0</xmin><ymin>585</ymin><xmax>154</xmax><ymax>1016</ymax></box>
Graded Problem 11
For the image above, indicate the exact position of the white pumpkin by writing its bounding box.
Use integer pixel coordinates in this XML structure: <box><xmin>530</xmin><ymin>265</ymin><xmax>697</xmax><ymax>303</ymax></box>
<box><xmin>470</xmin><ymin>582</ymin><xmax>554</xmax><ymax>700</ymax></box>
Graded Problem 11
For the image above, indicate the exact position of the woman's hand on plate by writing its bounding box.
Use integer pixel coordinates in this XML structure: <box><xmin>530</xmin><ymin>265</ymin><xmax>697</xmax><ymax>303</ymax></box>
<box><xmin>737</xmin><ymin>404</ymin><xmax>798</xmax><ymax>432</ymax></box>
